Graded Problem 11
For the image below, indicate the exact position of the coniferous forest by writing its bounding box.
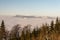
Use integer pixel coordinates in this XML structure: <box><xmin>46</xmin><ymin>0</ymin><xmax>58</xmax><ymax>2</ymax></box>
<box><xmin>0</xmin><ymin>17</ymin><xmax>60</xmax><ymax>40</ymax></box>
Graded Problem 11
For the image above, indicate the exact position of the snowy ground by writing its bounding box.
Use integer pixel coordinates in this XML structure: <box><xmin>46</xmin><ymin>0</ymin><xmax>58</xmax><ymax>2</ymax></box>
<box><xmin>0</xmin><ymin>15</ymin><xmax>56</xmax><ymax>31</ymax></box>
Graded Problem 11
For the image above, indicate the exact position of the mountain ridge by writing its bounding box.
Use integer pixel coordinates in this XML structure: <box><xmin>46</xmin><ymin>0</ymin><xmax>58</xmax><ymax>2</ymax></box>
<box><xmin>14</xmin><ymin>15</ymin><xmax>56</xmax><ymax>19</ymax></box>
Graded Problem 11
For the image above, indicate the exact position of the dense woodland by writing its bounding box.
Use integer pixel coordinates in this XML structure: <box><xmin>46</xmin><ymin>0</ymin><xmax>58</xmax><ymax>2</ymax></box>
<box><xmin>0</xmin><ymin>17</ymin><xmax>60</xmax><ymax>40</ymax></box>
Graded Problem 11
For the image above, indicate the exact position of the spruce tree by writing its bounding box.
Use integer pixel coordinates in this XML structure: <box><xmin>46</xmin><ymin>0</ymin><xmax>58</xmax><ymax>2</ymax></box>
<box><xmin>21</xmin><ymin>29</ymin><xmax>26</xmax><ymax>40</ymax></box>
<box><xmin>55</xmin><ymin>17</ymin><xmax>59</xmax><ymax>33</ymax></box>
<box><xmin>50</xmin><ymin>20</ymin><xmax>54</xmax><ymax>31</ymax></box>
<box><xmin>1</xmin><ymin>20</ymin><xmax>6</xmax><ymax>40</ymax></box>
<box><xmin>26</xmin><ymin>29</ymin><xmax>30</xmax><ymax>40</ymax></box>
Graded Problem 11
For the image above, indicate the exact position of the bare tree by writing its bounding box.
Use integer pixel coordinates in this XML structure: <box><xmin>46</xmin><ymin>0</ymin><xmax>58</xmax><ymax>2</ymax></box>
<box><xmin>9</xmin><ymin>24</ymin><xmax>20</xmax><ymax>40</ymax></box>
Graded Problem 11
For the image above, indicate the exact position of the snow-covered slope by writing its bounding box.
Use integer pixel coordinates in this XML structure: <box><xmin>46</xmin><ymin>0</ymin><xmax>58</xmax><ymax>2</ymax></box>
<box><xmin>0</xmin><ymin>15</ymin><xmax>56</xmax><ymax>31</ymax></box>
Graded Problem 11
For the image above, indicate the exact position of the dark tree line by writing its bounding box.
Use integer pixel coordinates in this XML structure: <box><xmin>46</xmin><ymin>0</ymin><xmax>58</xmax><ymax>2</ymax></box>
<box><xmin>0</xmin><ymin>17</ymin><xmax>60</xmax><ymax>40</ymax></box>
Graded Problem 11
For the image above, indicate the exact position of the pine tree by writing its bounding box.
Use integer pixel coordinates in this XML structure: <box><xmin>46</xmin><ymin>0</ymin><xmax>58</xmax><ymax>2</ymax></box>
<box><xmin>26</xmin><ymin>25</ymin><xmax>31</xmax><ymax>40</ymax></box>
<box><xmin>55</xmin><ymin>17</ymin><xmax>59</xmax><ymax>33</ymax></box>
<box><xmin>50</xmin><ymin>20</ymin><xmax>54</xmax><ymax>31</ymax></box>
<box><xmin>26</xmin><ymin>29</ymin><xmax>30</xmax><ymax>40</ymax></box>
<box><xmin>56</xmin><ymin>17</ymin><xmax>58</xmax><ymax>24</ymax></box>
<box><xmin>21</xmin><ymin>29</ymin><xmax>26</xmax><ymax>40</ymax></box>
<box><xmin>1</xmin><ymin>20</ymin><xmax>6</xmax><ymax>40</ymax></box>
<box><xmin>32</xmin><ymin>27</ymin><xmax>39</xmax><ymax>40</ymax></box>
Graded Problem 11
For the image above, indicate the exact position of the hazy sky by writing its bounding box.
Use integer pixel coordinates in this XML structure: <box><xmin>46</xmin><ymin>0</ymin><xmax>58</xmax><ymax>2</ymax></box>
<box><xmin>0</xmin><ymin>0</ymin><xmax>60</xmax><ymax>17</ymax></box>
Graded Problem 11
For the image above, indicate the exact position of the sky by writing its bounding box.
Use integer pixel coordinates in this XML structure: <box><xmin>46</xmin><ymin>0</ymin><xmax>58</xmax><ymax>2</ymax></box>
<box><xmin>0</xmin><ymin>0</ymin><xmax>60</xmax><ymax>17</ymax></box>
